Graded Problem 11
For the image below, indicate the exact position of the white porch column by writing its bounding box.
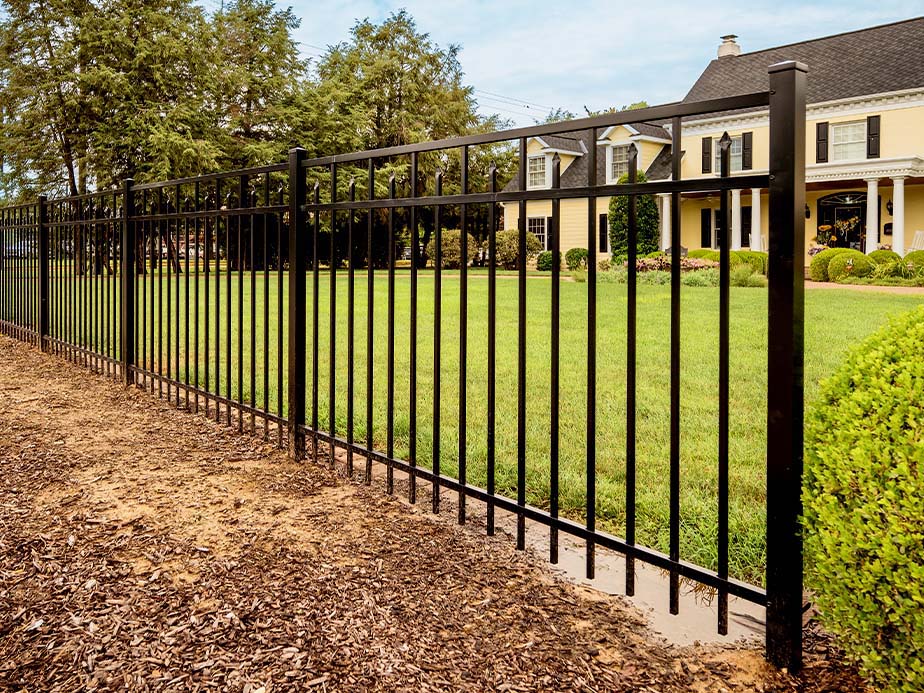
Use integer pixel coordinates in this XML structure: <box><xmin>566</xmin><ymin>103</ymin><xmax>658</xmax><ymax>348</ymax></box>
<box><xmin>731</xmin><ymin>189</ymin><xmax>742</xmax><ymax>250</ymax></box>
<box><xmin>892</xmin><ymin>177</ymin><xmax>906</xmax><ymax>256</ymax></box>
<box><xmin>750</xmin><ymin>188</ymin><xmax>762</xmax><ymax>251</ymax></box>
<box><xmin>865</xmin><ymin>178</ymin><xmax>879</xmax><ymax>254</ymax></box>
<box><xmin>660</xmin><ymin>194</ymin><xmax>671</xmax><ymax>251</ymax></box>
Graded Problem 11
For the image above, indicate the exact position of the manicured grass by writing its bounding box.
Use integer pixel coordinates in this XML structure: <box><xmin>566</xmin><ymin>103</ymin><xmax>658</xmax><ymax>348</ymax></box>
<box><xmin>45</xmin><ymin>266</ymin><xmax>924</xmax><ymax>584</ymax></box>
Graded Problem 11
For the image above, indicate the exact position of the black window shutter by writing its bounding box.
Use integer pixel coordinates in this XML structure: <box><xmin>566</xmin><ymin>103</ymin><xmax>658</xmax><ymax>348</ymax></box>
<box><xmin>701</xmin><ymin>137</ymin><xmax>712</xmax><ymax>173</ymax></box>
<box><xmin>742</xmin><ymin>132</ymin><xmax>753</xmax><ymax>170</ymax></box>
<box><xmin>599</xmin><ymin>213</ymin><xmax>608</xmax><ymax>253</ymax></box>
<box><xmin>700</xmin><ymin>208</ymin><xmax>711</xmax><ymax>248</ymax></box>
<box><xmin>867</xmin><ymin>115</ymin><xmax>880</xmax><ymax>158</ymax></box>
<box><xmin>816</xmin><ymin>122</ymin><xmax>829</xmax><ymax>163</ymax></box>
<box><xmin>741</xmin><ymin>206</ymin><xmax>752</xmax><ymax>248</ymax></box>
<box><xmin>545</xmin><ymin>217</ymin><xmax>554</xmax><ymax>251</ymax></box>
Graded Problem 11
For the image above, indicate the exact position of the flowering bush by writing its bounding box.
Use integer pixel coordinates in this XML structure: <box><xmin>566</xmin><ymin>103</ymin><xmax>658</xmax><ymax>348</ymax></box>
<box><xmin>634</xmin><ymin>256</ymin><xmax>717</xmax><ymax>273</ymax></box>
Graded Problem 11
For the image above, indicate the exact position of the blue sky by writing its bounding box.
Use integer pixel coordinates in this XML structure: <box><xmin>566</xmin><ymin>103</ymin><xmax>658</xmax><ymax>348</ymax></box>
<box><xmin>204</xmin><ymin>1</ymin><xmax>921</xmax><ymax>126</ymax></box>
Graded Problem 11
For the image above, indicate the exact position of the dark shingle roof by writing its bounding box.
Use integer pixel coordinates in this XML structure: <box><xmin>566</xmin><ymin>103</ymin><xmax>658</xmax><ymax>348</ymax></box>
<box><xmin>536</xmin><ymin>134</ymin><xmax>585</xmax><ymax>154</ymax></box>
<box><xmin>503</xmin><ymin>128</ymin><xmax>671</xmax><ymax>191</ymax></box>
<box><xmin>684</xmin><ymin>17</ymin><xmax>924</xmax><ymax>106</ymax></box>
<box><xmin>629</xmin><ymin>122</ymin><xmax>671</xmax><ymax>140</ymax></box>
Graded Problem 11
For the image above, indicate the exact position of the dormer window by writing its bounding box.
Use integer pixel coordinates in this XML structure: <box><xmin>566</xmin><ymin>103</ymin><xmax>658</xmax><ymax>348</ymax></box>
<box><xmin>527</xmin><ymin>155</ymin><xmax>549</xmax><ymax>188</ymax></box>
<box><xmin>611</xmin><ymin>145</ymin><xmax>630</xmax><ymax>181</ymax></box>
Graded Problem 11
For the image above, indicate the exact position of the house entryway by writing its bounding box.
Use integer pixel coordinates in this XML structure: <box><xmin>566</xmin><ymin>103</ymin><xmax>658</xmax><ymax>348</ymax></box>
<box><xmin>816</xmin><ymin>192</ymin><xmax>872</xmax><ymax>250</ymax></box>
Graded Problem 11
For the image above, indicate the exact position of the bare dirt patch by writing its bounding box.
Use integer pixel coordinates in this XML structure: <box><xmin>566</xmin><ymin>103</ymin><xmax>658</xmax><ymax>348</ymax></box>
<box><xmin>0</xmin><ymin>336</ymin><xmax>865</xmax><ymax>691</ymax></box>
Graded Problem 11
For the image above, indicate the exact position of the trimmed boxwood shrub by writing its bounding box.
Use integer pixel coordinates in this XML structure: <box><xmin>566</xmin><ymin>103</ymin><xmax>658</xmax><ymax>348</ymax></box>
<box><xmin>495</xmin><ymin>229</ymin><xmax>542</xmax><ymax>270</ymax></box>
<box><xmin>536</xmin><ymin>250</ymin><xmax>555</xmax><ymax>271</ymax></box>
<box><xmin>735</xmin><ymin>250</ymin><xmax>769</xmax><ymax>276</ymax></box>
<box><xmin>565</xmin><ymin>247</ymin><xmax>588</xmax><ymax>271</ymax></box>
<box><xmin>828</xmin><ymin>249</ymin><xmax>874</xmax><ymax>282</ymax></box>
<box><xmin>687</xmin><ymin>249</ymin><xmax>715</xmax><ymax>259</ymax></box>
<box><xmin>804</xmin><ymin>306</ymin><xmax>924</xmax><ymax>693</ymax></box>
<box><xmin>903</xmin><ymin>249</ymin><xmax>924</xmax><ymax>272</ymax></box>
<box><xmin>869</xmin><ymin>249</ymin><xmax>901</xmax><ymax>266</ymax></box>
<box><xmin>808</xmin><ymin>247</ymin><xmax>851</xmax><ymax>282</ymax></box>
<box><xmin>426</xmin><ymin>229</ymin><xmax>478</xmax><ymax>269</ymax></box>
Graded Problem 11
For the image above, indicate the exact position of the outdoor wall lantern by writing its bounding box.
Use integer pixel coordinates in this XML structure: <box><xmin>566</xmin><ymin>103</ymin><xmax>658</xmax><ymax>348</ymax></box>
<box><xmin>805</xmin><ymin>204</ymin><xmax>811</xmax><ymax>219</ymax></box>
<box><xmin>886</xmin><ymin>199</ymin><xmax>894</xmax><ymax>216</ymax></box>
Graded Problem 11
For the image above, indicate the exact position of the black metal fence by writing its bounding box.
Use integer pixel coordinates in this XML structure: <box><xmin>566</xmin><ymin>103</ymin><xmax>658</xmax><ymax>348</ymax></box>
<box><xmin>0</xmin><ymin>63</ymin><xmax>807</xmax><ymax>669</ymax></box>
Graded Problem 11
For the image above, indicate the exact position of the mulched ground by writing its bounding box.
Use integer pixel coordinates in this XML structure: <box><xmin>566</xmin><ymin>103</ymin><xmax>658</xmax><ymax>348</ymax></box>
<box><xmin>0</xmin><ymin>335</ymin><xmax>866</xmax><ymax>692</ymax></box>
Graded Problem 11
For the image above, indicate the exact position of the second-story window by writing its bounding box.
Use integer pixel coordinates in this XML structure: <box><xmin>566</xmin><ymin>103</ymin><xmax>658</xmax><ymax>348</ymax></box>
<box><xmin>831</xmin><ymin>120</ymin><xmax>866</xmax><ymax>161</ymax></box>
<box><xmin>611</xmin><ymin>145</ymin><xmax>630</xmax><ymax>181</ymax></box>
<box><xmin>528</xmin><ymin>155</ymin><xmax>547</xmax><ymax>188</ymax></box>
<box><xmin>715</xmin><ymin>136</ymin><xmax>743</xmax><ymax>172</ymax></box>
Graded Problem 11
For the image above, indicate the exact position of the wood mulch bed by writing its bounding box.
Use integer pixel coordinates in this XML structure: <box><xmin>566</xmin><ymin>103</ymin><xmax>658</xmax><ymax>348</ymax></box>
<box><xmin>0</xmin><ymin>336</ymin><xmax>866</xmax><ymax>692</ymax></box>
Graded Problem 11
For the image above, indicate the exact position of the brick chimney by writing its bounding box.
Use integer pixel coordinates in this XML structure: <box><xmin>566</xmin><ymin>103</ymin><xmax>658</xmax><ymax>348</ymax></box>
<box><xmin>718</xmin><ymin>35</ymin><xmax>741</xmax><ymax>58</ymax></box>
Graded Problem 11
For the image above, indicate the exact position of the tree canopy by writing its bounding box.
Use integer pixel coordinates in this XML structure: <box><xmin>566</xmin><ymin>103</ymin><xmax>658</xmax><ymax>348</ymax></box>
<box><xmin>0</xmin><ymin>3</ymin><xmax>509</xmax><ymax>201</ymax></box>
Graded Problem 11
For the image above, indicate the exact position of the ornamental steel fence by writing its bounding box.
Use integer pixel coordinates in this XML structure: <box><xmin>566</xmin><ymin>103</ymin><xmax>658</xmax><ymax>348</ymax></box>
<box><xmin>0</xmin><ymin>62</ymin><xmax>807</xmax><ymax>670</ymax></box>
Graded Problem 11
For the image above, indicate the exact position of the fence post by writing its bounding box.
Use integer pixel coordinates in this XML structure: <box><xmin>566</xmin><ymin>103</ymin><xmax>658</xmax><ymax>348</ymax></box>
<box><xmin>121</xmin><ymin>179</ymin><xmax>136</xmax><ymax>386</ymax></box>
<box><xmin>766</xmin><ymin>60</ymin><xmax>807</xmax><ymax>672</ymax></box>
<box><xmin>287</xmin><ymin>147</ymin><xmax>307</xmax><ymax>459</ymax></box>
<box><xmin>38</xmin><ymin>195</ymin><xmax>49</xmax><ymax>350</ymax></box>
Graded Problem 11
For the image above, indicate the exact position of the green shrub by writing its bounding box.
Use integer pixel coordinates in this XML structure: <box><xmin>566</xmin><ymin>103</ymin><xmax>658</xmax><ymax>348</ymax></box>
<box><xmin>869</xmin><ymin>249</ymin><xmax>901</xmax><ymax>266</ymax></box>
<box><xmin>729</xmin><ymin>265</ymin><xmax>767</xmax><ymax>287</ymax></box>
<box><xmin>871</xmin><ymin>260</ymin><xmax>904</xmax><ymax>280</ymax></box>
<box><xmin>494</xmin><ymin>229</ymin><xmax>542</xmax><ymax>270</ymax></box>
<box><xmin>608</xmin><ymin>171</ymin><xmax>660</xmax><ymax>258</ymax></box>
<box><xmin>637</xmin><ymin>270</ymin><xmax>671</xmax><ymax>285</ymax></box>
<box><xmin>735</xmin><ymin>250</ymin><xmax>769</xmax><ymax>276</ymax></box>
<box><xmin>687</xmin><ymin>249</ymin><xmax>715</xmax><ymax>259</ymax></box>
<box><xmin>570</xmin><ymin>269</ymin><xmax>586</xmax><ymax>283</ymax></box>
<box><xmin>903</xmin><ymin>249</ymin><xmax>924</xmax><ymax>273</ymax></box>
<box><xmin>808</xmin><ymin>247</ymin><xmax>851</xmax><ymax>282</ymax></box>
<box><xmin>426</xmin><ymin>229</ymin><xmax>478</xmax><ymax>269</ymax></box>
<box><xmin>645</xmin><ymin>250</ymin><xmax>665</xmax><ymax>259</ymax></box>
<box><xmin>565</xmin><ymin>247</ymin><xmax>589</xmax><ymax>271</ymax></box>
<box><xmin>597</xmin><ymin>258</ymin><xmax>612</xmax><ymax>272</ymax></box>
<box><xmin>680</xmin><ymin>268</ymin><xmax>720</xmax><ymax>287</ymax></box>
<box><xmin>536</xmin><ymin>250</ymin><xmax>555</xmax><ymax>271</ymax></box>
<box><xmin>828</xmin><ymin>250</ymin><xmax>874</xmax><ymax>282</ymax></box>
<box><xmin>804</xmin><ymin>306</ymin><xmax>924</xmax><ymax>693</ymax></box>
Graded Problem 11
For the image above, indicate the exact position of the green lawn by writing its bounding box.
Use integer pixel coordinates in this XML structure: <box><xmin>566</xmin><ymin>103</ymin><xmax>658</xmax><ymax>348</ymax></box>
<box><xmin>46</xmin><ymin>266</ymin><xmax>924</xmax><ymax>584</ymax></box>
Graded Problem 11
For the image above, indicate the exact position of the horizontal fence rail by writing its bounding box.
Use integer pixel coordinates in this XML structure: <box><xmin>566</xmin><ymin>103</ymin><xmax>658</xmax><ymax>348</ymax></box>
<box><xmin>0</xmin><ymin>63</ymin><xmax>806</xmax><ymax>670</ymax></box>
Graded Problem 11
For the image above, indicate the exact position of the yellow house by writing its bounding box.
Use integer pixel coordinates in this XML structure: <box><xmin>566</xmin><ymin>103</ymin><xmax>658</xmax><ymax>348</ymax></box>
<box><xmin>506</xmin><ymin>17</ymin><xmax>924</xmax><ymax>264</ymax></box>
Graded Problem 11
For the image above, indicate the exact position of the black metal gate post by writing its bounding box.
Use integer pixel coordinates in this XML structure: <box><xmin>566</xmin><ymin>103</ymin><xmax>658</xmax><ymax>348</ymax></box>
<box><xmin>38</xmin><ymin>195</ymin><xmax>49</xmax><ymax>350</ymax></box>
<box><xmin>287</xmin><ymin>147</ymin><xmax>308</xmax><ymax>459</ymax></box>
<box><xmin>121</xmin><ymin>179</ymin><xmax>136</xmax><ymax>385</ymax></box>
<box><xmin>766</xmin><ymin>60</ymin><xmax>807</xmax><ymax>672</ymax></box>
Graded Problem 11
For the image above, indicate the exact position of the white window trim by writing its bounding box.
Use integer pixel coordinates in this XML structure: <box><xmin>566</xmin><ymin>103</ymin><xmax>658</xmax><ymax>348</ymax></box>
<box><xmin>713</xmin><ymin>135</ymin><xmax>743</xmax><ymax>174</ymax></box>
<box><xmin>526</xmin><ymin>154</ymin><xmax>552</xmax><ymax>189</ymax></box>
<box><xmin>527</xmin><ymin>216</ymin><xmax>548</xmax><ymax>250</ymax></box>
<box><xmin>830</xmin><ymin>119</ymin><xmax>867</xmax><ymax>162</ymax></box>
<box><xmin>606</xmin><ymin>144</ymin><xmax>633</xmax><ymax>184</ymax></box>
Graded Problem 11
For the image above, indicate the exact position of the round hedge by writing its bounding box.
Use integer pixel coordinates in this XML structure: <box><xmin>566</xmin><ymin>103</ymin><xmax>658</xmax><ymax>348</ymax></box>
<box><xmin>804</xmin><ymin>306</ymin><xmax>924</xmax><ymax>693</ymax></box>
<box><xmin>903</xmin><ymin>249</ymin><xmax>924</xmax><ymax>272</ymax></box>
<box><xmin>809</xmin><ymin>247</ymin><xmax>851</xmax><ymax>282</ymax></box>
<box><xmin>565</xmin><ymin>247</ymin><xmax>589</xmax><ymax>271</ymax></box>
<box><xmin>827</xmin><ymin>250</ymin><xmax>874</xmax><ymax>282</ymax></box>
<box><xmin>869</xmin><ymin>249</ymin><xmax>901</xmax><ymax>266</ymax></box>
<box><xmin>734</xmin><ymin>250</ymin><xmax>769</xmax><ymax>276</ymax></box>
<box><xmin>536</xmin><ymin>250</ymin><xmax>555</xmax><ymax>271</ymax></box>
<box><xmin>687</xmin><ymin>249</ymin><xmax>715</xmax><ymax>259</ymax></box>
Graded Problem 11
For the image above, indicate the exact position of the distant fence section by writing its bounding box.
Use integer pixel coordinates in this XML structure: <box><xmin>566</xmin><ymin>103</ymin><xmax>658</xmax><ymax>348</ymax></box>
<box><xmin>0</xmin><ymin>63</ymin><xmax>808</xmax><ymax>670</ymax></box>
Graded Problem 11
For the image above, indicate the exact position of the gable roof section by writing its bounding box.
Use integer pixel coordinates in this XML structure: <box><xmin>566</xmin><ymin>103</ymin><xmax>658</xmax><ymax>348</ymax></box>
<box><xmin>533</xmin><ymin>134</ymin><xmax>585</xmax><ymax>155</ymax></box>
<box><xmin>684</xmin><ymin>17</ymin><xmax>924</xmax><ymax>106</ymax></box>
<box><xmin>504</xmin><ymin>128</ymin><xmax>671</xmax><ymax>192</ymax></box>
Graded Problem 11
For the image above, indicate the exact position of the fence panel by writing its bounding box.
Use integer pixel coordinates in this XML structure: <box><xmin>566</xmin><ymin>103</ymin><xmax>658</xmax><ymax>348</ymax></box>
<box><xmin>0</xmin><ymin>202</ymin><xmax>41</xmax><ymax>344</ymax></box>
<box><xmin>0</xmin><ymin>61</ymin><xmax>806</xmax><ymax>670</ymax></box>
